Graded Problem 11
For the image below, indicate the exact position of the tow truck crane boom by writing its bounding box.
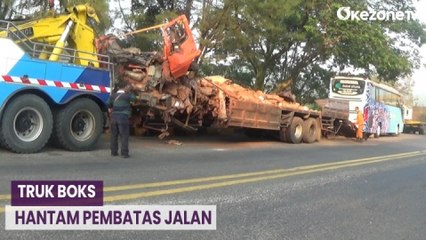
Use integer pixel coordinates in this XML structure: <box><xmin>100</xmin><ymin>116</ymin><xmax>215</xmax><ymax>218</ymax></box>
<box><xmin>0</xmin><ymin>4</ymin><xmax>101</xmax><ymax>67</ymax></box>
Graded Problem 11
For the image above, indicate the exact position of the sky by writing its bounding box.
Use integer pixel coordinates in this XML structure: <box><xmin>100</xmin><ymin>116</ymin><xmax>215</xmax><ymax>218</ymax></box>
<box><xmin>412</xmin><ymin>1</ymin><xmax>426</xmax><ymax>106</ymax></box>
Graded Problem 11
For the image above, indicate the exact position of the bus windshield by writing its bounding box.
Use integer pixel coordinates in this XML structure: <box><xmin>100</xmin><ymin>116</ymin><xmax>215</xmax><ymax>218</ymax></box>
<box><xmin>331</xmin><ymin>78</ymin><xmax>365</xmax><ymax>96</ymax></box>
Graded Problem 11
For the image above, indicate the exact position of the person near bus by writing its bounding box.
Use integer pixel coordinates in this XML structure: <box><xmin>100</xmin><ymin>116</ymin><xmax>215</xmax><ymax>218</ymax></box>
<box><xmin>108</xmin><ymin>82</ymin><xmax>136</xmax><ymax>158</ymax></box>
<box><xmin>355</xmin><ymin>106</ymin><xmax>365</xmax><ymax>142</ymax></box>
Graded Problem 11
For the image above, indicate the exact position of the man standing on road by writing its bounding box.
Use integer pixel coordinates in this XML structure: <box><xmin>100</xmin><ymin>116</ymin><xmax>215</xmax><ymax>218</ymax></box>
<box><xmin>355</xmin><ymin>106</ymin><xmax>365</xmax><ymax>142</ymax></box>
<box><xmin>108</xmin><ymin>82</ymin><xmax>136</xmax><ymax>158</ymax></box>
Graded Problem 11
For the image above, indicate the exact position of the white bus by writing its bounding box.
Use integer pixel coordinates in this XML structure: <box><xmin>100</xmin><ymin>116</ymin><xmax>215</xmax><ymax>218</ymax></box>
<box><xmin>329</xmin><ymin>76</ymin><xmax>404</xmax><ymax>137</ymax></box>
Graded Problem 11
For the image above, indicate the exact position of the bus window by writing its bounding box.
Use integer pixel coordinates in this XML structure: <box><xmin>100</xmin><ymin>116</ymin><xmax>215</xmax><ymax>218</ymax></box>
<box><xmin>370</xmin><ymin>85</ymin><xmax>376</xmax><ymax>101</ymax></box>
<box><xmin>377</xmin><ymin>88</ymin><xmax>384</xmax><ymax>102</ymax></box>
<box><xmin>383</xmin><ymin>90</ymin><xmax>391</xmax><ymax>104</ymax></box>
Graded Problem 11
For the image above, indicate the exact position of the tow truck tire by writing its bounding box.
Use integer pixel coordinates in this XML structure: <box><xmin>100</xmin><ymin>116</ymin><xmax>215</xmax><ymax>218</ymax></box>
<box><xmin>303</xmin><ymin>118</ymin><xmax>319</xmax><ymax>143</ymax></box>
<box><xmin>54</xmin><ymin>98</ymin><xmax>103</xmax><ymax>151</ymax></box>
<box><xmin>0</xmin><ymin>94</ymin><xmax>53</xmax><ymax>153</ymax></box>
<box><xmin>286</xmin><ymin>116</ymin><xmax>304</xmax><ymax>144</ymax></box>
<box><xmin>0</xmin><ymin>126</ymin><xmax>5</xmax><ymax>148</ymax></box>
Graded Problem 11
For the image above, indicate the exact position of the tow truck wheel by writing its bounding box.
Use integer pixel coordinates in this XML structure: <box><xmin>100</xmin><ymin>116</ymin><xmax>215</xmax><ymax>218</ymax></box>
<box><xmin>0</xmin><ymin>94</ymin><xmax>53</xmax><ymax>153</ymax></box>
<box><xmin>54</xmin><ymin>98</ymin><xmax>103</xmax><ymax>151</ymax></box>
<box><xmin>302</xmin><ymin>118</ymin><xmax>319</xmax><ymax>143</ymax></box>
<box><xmin>285</xmin><ymin>116</ymin><xmax>304</xmax><ymax>144</ymax></box>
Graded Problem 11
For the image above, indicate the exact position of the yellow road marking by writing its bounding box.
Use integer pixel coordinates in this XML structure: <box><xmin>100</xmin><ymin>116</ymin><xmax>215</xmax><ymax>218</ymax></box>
<box><xmin>0</xmin><ymin>194</ymin><xmax>10</xmax><ymax>200</ymax></box>
<box><xmin>103</xmin><ymin>150</ymin><xmax>423</xmax><ymax>192</ymax></box>
<box><xmin>104</xmin><ymin>151</ymin><xmax>426</xmax><ymax>202</ymax></box>
<box><xmin>0</xmin><ymin>150</ymin><xmax>425</xmax><ymax>214</ymax></box>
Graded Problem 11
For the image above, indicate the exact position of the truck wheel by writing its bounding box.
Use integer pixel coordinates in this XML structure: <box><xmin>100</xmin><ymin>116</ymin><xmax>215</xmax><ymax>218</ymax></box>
<box><xmin>279</xmin><ymin>128</ymin><xmax>288</xmax><ymax>142</ymax></box>
<box><xmin>374</xmin><ymin>125</ymin><xmax>381</xmax><ymax>138</ymax></box>
<box><xmin>285</xmin><ymin>116</ymin><xmax>304</xmax><ymax>144</ymax></box>
<box><xmin>316</xmin><ymin>118</ymin><xmax>322</xmax><ymax>142</ymax></box>
<box><xmin>54</xmin><ymin>98</ymin><xmax>103</xmax><ymax>151</ymax></box>
<box><xmin>0</xmin><ymin>94</ymin><xmax>53</xmax><ymax>153</ymax></box>
<box><xmin>302</xmin><ymin>118</ymin><xmax>319</xmax><ymax>143</ymax></box>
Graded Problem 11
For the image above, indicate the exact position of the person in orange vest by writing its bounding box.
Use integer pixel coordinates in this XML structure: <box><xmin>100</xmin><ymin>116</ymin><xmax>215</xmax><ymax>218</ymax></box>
<box><xmin>355</xmin><ymin>106</ymin><xmax>365</xmax><ymax>142</ymax></box>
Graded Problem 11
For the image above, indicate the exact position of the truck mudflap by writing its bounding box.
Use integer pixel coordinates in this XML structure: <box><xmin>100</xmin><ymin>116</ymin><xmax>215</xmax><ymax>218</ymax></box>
<box><xmin>226</xmin><ymin>100</ymin><xmax>281</xmax><ymax>130</ymax></box>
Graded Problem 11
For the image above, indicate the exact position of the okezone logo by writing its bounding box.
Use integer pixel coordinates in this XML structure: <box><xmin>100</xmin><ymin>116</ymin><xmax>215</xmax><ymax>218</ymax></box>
<box><xmin>337</xmin><ymin>7</ymin><xmax>415</xmax><ymax>21</ymax></box>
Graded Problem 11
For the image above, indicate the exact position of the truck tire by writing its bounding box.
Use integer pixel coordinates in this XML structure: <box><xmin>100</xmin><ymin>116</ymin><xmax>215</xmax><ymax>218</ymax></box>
<box><xmin>285</xmin><ymin>116</ymin><xmax>304</xmax><ymax>144</ymax></box>
<box><xmin>374</xmin><ymin>125</ymin><xmax>381</xmax><ymax>138</ymax></box>
<box><xmin>302</xmin><ymin>118</ymin><xmax>319</xmax><ymax>143</ymax></box>
<box><xmin>54</xmin><ymin>98</ymin><xmax>103</xmax><ymax>151</ymax></box>
<box><xmin>279</xmin><ymin>127</ymin><xmax>288</xmax><ymax>142</ymax></box>
<box><xmin>0</xmin><ymin>94</ymin><xmax>53</xmax><ymax>153</ymax></box>
<box><xmin>316</xmin><ymin>118</ymin><xmax>322</xmax><ymax>142</ymax></box>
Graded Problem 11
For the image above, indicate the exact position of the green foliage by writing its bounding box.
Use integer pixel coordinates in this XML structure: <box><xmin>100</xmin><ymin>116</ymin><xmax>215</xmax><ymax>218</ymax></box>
<box><xmin>119</xmin><ymin>0</ymin><xmax>194</xmax><ymax>50</ymax></box>
<box><xmin>5</xmin><ymin>0</ymin><xmax>419</xmax><ymax>106</ymax></box>
<box><xmin>60</xmin><ymin>0</ymin><xmax>111</xmax><ymax>34</ymax></box>
<box><xmin>294</xmin><ymin>64</ymin><xmax>334</xmax><ymax>104</ymax></box>
<box><xmin>0</xmin><ymin>0</ymin><xmax>111</xmax><ymax>33</ymax></box>
<box><xmin>199</xmin><ymin>58</ymin><xmax>255</xmax><ymax>87</ymax></box>
<box><xmin>198</xmin><ymin>0</ymin><xmax>425</xmax><ymax>104</ymax></box>
<box><xmin>0</xmin><ymin>0</ymin><xmax>15</xmax><ymax>19</ymax></box>
<box><xmin>393</xmin><ymin>77</ymin><xmax>416</xmax><ymax>107</ymax></box>
<box><xmin>119</xmin><ymin>0</ymin><xmax>425</xmax><ymax>104</ymax></box>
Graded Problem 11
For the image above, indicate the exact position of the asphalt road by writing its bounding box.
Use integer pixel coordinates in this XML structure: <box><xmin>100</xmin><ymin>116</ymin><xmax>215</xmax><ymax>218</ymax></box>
<box><xmin>0</xmin><ymin>131</ymin><xmax>426</xmax><ymax>239</ymax></box>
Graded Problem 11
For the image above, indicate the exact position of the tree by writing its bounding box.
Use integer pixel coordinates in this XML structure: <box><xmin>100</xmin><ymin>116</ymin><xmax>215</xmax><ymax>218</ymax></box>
<box><xmin>1</xmin><ymin>0</ymin><xmax>111</xmax><ymax>33</ymax></box>
<box><xmin>197</xmin><ymin>0</ymin><xmax>426</xmax><ymax>104</ymax></box>
<box><xmin>56</xmin><ymin>0</ymin><xmax>111</xmax><ymax>33</ymax></box>
<box><xmin>109</xmin><ymin>0</ymin><xmax>425</xmax><ymax>104</ymax></box>
<box><xmin>111</xmin><ymin>0</ymin><xmax>195</xmax><ymax>51</ymax></box>
<box><xmin>394</xmin><ymin>77</ymin><xmax>417</xmax><ymax>107</ymax></box>
<box><xmin>0</xmin><ymin>0</ymin><xmax>16</xmax><ymax>19</ymax></box>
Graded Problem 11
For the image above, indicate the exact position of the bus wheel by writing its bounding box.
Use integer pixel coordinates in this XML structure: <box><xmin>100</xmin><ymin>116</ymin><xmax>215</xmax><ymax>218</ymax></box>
<box><xmin>374</xmin><ymin>125</ymin><xmax>381</xmax><ymax>138</ymax></box>
<box><xmin>303</xmin><ymin>118</ymin><xmax>319</xmax><ymax>143</ymax></box>
<box><xmin>286</xmin><ymin>117</ymin><xmax>304</xmax><ymax>144</ymax></box>
<box><xmin>54</xmin><ymin>98</ymin><xmax>103</xmax><ymax>151</ymax></box>
<box><xmin>0</xmin><ymin>94</ymin><xmax>53</xmax><ymax>153</ymax></box>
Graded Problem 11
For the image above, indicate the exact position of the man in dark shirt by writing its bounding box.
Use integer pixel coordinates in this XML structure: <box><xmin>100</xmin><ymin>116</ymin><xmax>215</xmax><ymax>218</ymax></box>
<box><xmin>108</xmin><ymin>82</ymin><xmax>136</xmax><ymax>158</ymax></box>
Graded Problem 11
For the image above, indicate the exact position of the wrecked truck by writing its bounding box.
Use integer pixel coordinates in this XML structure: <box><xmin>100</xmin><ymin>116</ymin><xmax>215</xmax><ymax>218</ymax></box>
<box><xmin>98</xmin><ymin>15</ymin><xmax>353</xmax><ymax>144</ymax></box>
